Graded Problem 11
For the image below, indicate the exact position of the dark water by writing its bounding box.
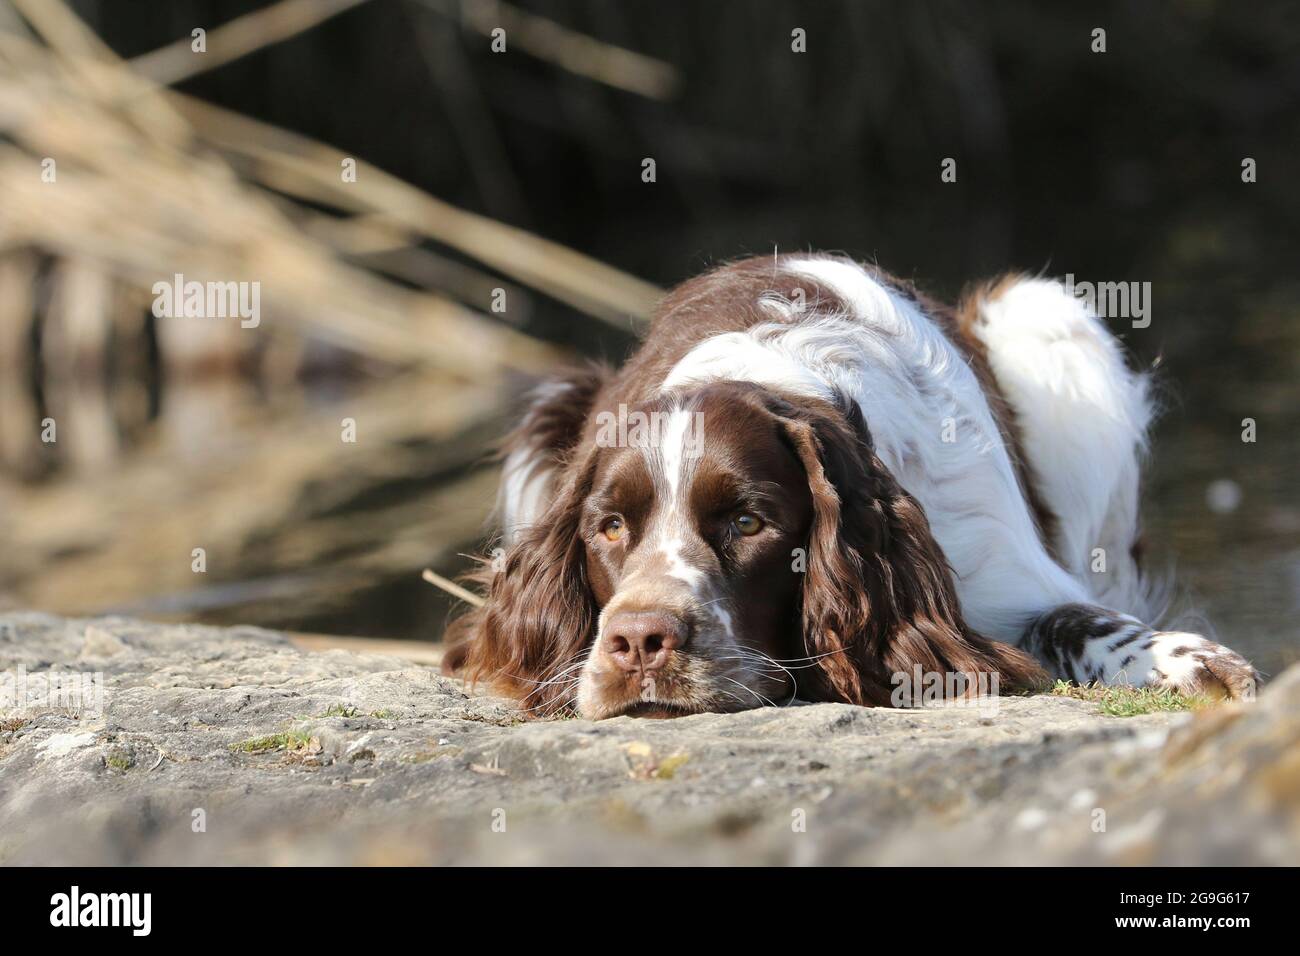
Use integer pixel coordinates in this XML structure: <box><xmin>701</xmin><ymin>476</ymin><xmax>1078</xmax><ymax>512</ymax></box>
<box><xmin>1137</xmin><ymin>293</ymin><xmax>1300</xmax><ymax>677</ymax></box>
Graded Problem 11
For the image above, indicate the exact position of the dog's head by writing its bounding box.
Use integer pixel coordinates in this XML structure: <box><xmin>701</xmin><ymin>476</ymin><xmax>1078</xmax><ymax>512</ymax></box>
<box><xmin>453</xmin><ymin>380</ymin><xmax>1043</xmax><ymax>718</ymax></box>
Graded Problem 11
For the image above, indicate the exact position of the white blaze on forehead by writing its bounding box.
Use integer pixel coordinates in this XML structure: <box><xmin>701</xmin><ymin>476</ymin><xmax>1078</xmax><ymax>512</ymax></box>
<box><xmin>645</xmin><ymin>404</ymin><xmax>706</xmax><ymax>591</ymax></box>
<box><xmin>659</xmin><ymin>405</ymin><xmax>694</xmax><ymax>502</ymax></box>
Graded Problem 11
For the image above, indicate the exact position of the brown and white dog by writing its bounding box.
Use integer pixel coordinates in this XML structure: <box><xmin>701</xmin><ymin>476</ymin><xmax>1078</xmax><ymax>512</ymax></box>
<box><xmin>444</xmin><ymin>254</ymin><xmax>1259</xmax><ymax>719</ymax></box>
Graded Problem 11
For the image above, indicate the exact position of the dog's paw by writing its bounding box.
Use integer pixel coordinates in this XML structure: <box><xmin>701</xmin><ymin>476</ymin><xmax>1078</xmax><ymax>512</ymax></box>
<box><xmin>1138</xmin><ymin>632</ymin><xmax>1260</xmax><ymax>700</ymax></box>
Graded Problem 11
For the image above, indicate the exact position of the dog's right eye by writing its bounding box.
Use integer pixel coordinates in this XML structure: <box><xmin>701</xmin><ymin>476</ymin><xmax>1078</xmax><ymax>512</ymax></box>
<box><xmin>601</xmin><ymin>517</ymin><xmax>626</xmax><ymax>541</ymax></box>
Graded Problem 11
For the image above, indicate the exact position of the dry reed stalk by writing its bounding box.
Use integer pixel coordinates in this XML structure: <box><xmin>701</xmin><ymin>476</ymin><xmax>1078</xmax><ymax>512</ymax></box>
<box><xmin>0</xmin><ymin>144</ymin><xmax>560</xmax><ymax>375</ymax></box>
<box><xmin>288</xmin><ymin>206</ymin><xmax>533</xmax><ymax>319</ymax></box>
<box><xmin>422</xmin><ymin>568</ymin><xmax>485</xmax><ymax>608</ymax></box>
<box><xmin>420</xmin><ymin>0</ymin><xmax>680</xmax><ymax>100</ymax></box>
<box><xmin>0</xmin><ymin>21</ymin><xmax>567</xmax><ymax>376</ymax></box>
<box><xmin>1</xmin><ymin>0</ymin><xmax>660</xmax><ymax>376</ymax></box>
<box><xmin>129</xmin><ymin>0</ymin><xmax>374</xmax><ymax>86</ymax></box>
<box><xmin>7</xmin><ymin>0</ymin><xmax>196</xmax><ymax>149</ymax></box>
<box><xmin>4</xmin><ymin>0</ymin><xmax>663</xmax><ymax>328</ymax></box>
<box><xmin>167</xmin><ymin>93</ymin><xmax>663</xmax><ymax>328</ymax></box>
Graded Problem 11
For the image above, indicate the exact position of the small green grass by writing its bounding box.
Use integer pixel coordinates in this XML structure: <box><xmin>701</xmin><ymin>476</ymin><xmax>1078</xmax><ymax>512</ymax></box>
<box><xmin>229</xmin><ymin>728</ymin><xmax>315</xmax><ymax>754</ymax></box>
<box><xmin>319</xmin><ymin>704</ymin><xmax>360</xmax><ymax>718</ymax></box>
<box><xmin>652</xmin><ymin>753</ymin><xmax>690</xmax><ymax>779</ymax></box>
<box><xmin>318</xmin><ymin>704</ymin><xmax>394</xmax><ymax>720</ymax></box>
<box><xmin>1051</xmin><ymin>680</ymin><xmax>1214</xmax><ymax>717</ymax></box>
<box><xmin>105</xmin><ymin>752</ymin><xmax>133</xmax><ymax>771</ymax></box>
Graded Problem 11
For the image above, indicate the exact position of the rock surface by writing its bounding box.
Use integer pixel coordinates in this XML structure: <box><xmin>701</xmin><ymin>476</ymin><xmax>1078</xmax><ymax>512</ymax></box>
<box><xmin>0</xmin><ymin>612</ymin><xmax>1295</xmax><ymax>865</ymax></box>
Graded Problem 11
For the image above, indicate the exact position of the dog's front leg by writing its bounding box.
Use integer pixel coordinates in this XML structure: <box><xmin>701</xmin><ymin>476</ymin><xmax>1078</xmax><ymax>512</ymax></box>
<box><xmin>1020</xmin><ymin>603</ymin><xmax>1259</xmax><ymax>700</ymax></box>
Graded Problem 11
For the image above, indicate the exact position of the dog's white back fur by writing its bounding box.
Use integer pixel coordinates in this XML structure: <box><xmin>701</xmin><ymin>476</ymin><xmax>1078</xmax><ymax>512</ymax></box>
<box><xmin>973</xmin><ymin>279</ymin><xmax>1157</xmax><ymax>618</ymax></box>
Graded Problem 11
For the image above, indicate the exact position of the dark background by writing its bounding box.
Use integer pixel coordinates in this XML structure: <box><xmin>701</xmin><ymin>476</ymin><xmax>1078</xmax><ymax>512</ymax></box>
<box><xmin>79</xmin><ymin>0</ymin><xmax>1300</xmax><ymax>340</ymax></box>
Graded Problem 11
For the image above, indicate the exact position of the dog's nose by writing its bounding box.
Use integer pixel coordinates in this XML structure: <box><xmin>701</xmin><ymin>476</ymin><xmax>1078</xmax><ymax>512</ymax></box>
<box><xmin>602</xmin><ymin>611</ymin><xmax>685</xmax><ymax>673</ymax></box>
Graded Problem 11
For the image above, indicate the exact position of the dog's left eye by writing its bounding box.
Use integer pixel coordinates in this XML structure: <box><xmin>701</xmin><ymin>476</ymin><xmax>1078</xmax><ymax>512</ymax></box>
<box><xmin>732</xmin><ymin>513</ymin><xmax>764</xmax><ymax>535</ymax></box>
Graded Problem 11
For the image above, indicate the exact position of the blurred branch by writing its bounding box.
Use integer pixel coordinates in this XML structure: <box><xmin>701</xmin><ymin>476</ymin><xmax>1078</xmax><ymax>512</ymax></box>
<box><xmin>0</xmin><ymin>0</ymin><xmax>662</xmax><ymax>393</ymax></box>
<box><xmin>6</xmin><ymin>0</ymin><xmax>201</xmax><ymax>147</ymax></box>
<box><xmin>129</xmin><ymin>0</ymin><xmax>374</xmax><ymax>86</ymax></box>
<box><xmin>171</xmin><ymin>91</ymin><xmax>662</xmax><ymax>326</ymax></box>
<box><xmin>290</xmin><ymin>205</ymin><xmax>536</xmax><ymax>323</ymax></box>
<box><xmin>0</xmin><ymin>13</ymin><xmax>565</xmax><ymax>376</ymax></box>
<box><xmin>418</xmin><ymin>0</ymin><xmax>680</xmax><ymax>100</ymax></box>
<box><xmin>7</xmin><ymin>0</ymin><xmax>114</xmax><ymax>60</ymax></box>
<box><xmin>3</xmin><ymin>0</ymin><xmax>661</xmax><ymax>331</ymax></box>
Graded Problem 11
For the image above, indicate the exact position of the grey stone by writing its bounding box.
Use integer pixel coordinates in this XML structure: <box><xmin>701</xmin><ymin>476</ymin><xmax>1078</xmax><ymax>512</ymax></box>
<box><xmin>0</xmin><ymin>611</ymin><xmax>1294</xmax><ymax>865</ymax></box>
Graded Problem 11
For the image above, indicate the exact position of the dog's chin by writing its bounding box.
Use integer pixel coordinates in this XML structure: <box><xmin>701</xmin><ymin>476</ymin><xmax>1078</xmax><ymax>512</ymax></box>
<box><xmin>577</xmin><ymin>690</ymin><xmax>710</xmax><ymax>720</ymax></box>
<box><xmin>579</xmin><ymin>688</ymin><xmax>762</xmax><ymax>720</ymax></box>
<box><xmin>612</xmin><ymin>701</ymin><xmax>702</xmax><ymax>719</ymax></box>
<box><xmin>575</xmin><ymin>657</ymin><xmax>790</xmax><ymax>720</ymax></box>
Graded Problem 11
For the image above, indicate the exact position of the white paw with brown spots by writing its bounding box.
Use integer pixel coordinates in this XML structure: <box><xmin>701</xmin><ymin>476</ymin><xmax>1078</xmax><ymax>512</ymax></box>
<box><xmin>1141</xmin><ymin>632</ymin><xmax>1260</xmax><ymax>700</ymax></box>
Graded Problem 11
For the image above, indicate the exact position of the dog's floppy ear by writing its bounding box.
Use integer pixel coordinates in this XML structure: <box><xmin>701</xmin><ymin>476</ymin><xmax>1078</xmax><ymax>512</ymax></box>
<box><xmin>443</xmin><ymin>447</ymin><xmax>602</xmax><ymax>715</ymax></box>
<box><xmin>771</xmin><ymin>393</ymin><xmax>1046</xmax><ymax>705</ymax></box>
